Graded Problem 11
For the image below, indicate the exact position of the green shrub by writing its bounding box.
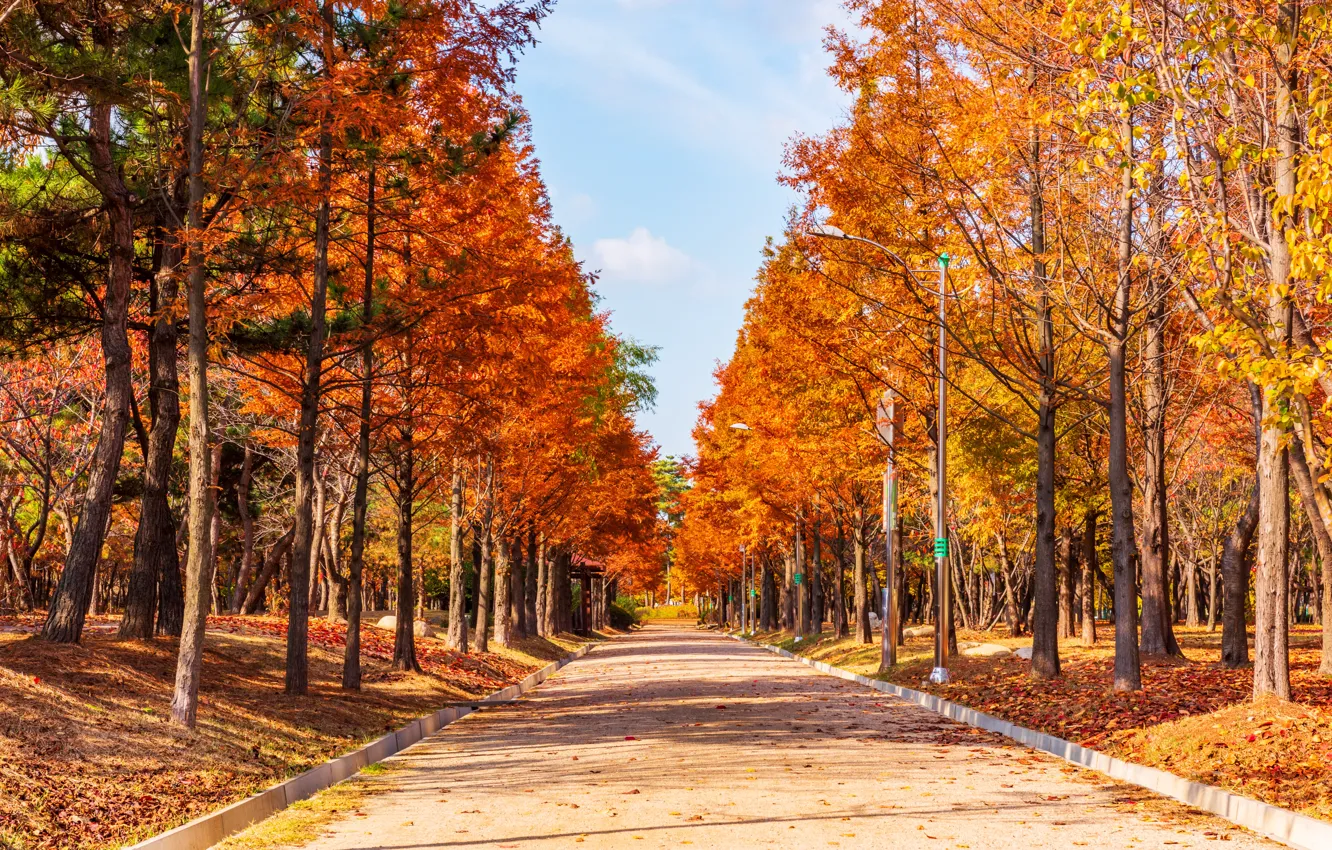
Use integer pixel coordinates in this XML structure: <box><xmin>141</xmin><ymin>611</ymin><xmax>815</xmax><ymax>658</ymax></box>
<box><xmin>636</xmin><ymin>604</ymin><xmax>699</xmax><ymax>620</ymax></box>
<box><xmin>608</xmin><ymin>601</ymin><xmax>639</xmax><ymax>630</ymax></box>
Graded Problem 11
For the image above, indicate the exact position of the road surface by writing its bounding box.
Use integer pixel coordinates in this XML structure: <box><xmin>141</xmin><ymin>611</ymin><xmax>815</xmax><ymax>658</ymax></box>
<box><xmin>298</xmin><ymin>624</ymin><xmax>1275</xmax><ymax>849</ymax></box>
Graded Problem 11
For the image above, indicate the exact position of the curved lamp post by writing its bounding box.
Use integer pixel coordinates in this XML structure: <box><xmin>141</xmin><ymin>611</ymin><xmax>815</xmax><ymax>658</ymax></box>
<box><xmin>809</xmin><ymin>224</ymin><xmax>953</xmax><ymax>685</ymax></box>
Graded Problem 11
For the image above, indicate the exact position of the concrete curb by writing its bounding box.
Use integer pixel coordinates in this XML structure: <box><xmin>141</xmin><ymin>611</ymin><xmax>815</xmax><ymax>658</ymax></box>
<box><xmin>735</xmin><ymin>635</ymin><xmax>1331</xmax><ymax>850</ymax></box>
<box><xmin>126</xmin><ymin>643</ymin><xmax>595</xmax><ymax>850</ymax></box>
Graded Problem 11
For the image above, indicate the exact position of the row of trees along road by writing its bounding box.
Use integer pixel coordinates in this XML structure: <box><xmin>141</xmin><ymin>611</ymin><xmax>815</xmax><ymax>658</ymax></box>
<box><xmin>0</xmin><ymin>0</ymin><xmax>667</xmax><ymax>727</ymax></box>
<box><xmin>676</xmin><ymin>0</ymin><xmax>1332</xmax><ymax>701</ymax></box>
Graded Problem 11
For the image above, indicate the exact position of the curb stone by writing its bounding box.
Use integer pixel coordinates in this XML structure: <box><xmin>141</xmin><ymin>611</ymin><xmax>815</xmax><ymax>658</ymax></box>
<box><xmin>126</xmin><ymin>643</ymin><xmax>595</xmax><ymax>850</ymax></box>
<box><xmin>732</xmin><ymin>634</ymin><xmax>1331</xmax><ymax>850</ymax></box>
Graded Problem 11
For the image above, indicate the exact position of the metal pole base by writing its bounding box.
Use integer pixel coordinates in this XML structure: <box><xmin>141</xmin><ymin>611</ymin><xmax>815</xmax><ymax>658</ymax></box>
<box><xmin>928</xmin><ymin>667</ymin><xmax>951</xmax><ymax>685</ymax></box>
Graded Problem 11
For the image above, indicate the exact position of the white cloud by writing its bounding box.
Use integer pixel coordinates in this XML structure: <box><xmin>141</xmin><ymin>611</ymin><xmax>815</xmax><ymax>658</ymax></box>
<box><xmin>591</xmin><ymin>227</ymin><xmax>693</xmax><ymax>284</ymax></box>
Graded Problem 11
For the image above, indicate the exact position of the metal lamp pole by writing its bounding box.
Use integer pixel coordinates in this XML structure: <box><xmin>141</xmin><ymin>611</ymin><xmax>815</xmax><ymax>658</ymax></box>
<box><xmin>749</xmin><ymin>550</ymin><xmax>756</xmax><ymax>635</ymax></box>
<box><xmin>739</xmin><ymin>544</ymin><xmax>748</xmax><ymax>634</ymax></box>
<box><xmin>808</xmin><ymin>225</ymin><xmax>952</xmax><ymax>684</ymax></box>
<box><xmin>747</xmin><ymin>549</ymin><xmax>755</xmax><ymax>634</ymax></box>
<box><xmin>879</xmin><ymin>389</ymin><xmax>898</xmax><ymax>671</ymax></box>
<box><xmin>930</xmin><ymin>254</ymin><xmax>951</xmax><ymax>685</ymax></box>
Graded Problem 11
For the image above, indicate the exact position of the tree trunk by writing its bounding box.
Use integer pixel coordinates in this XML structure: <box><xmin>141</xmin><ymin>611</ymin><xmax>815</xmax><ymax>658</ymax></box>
<box><xmin>782</xmin><ymin>545</ymin><xmax>795</xmax><ymax>631</ymax></box>
<box><xmin>228</xmin><ymin>444</ymin><xmax>256</xmax><ymax>614</ymax></box>
<box><xmin>283</xmin><ymin>0</ymin><xmax>335</xmax><ymax>696</ymax></box>
<box><xmin>1081</xmin><ymin>511</ymin><xmax>1098</xmax><ymax>645</ymax></box>
<box><xmin>122</xmin><ymin>235</ymin><xmax>183</xmax><ymax>639</ymax></box>
<box><xmin>325</xmin><ymin>536</ymin><xmax>347</xmax><ymax>622</ymax></box>
<box><xmin>559</xmin><ymin>550</ymin><xmax>574</xmax><ymax>633</ymax></box>
<box><xmin>1030</xmin><ymin>398</ymin><xmax>1060</xmax><ymax>677</ymax></box>
<box><xmin>41</xmin><ymin>103</ymin><xmax>134</xmax><ymax>645</ymax></box>
<box><xmin>1253</xmin><ymin>405</ymin><xmax>1290</xmax><ymax>698</ymax></box>
<box><xmin>536</xmin><ymin>535</ymin><xmax>550</xmax><ymax>637</ymax></box>
<box><xmin>1029</xmin><ymin>86</ymin><xmax>1060</xmax><ymax>679</ymax></box>
<box><xmin>1108</xmin><ymin>106</ymin><xmax>1141</xmax><ymax>691</ymax></box>
<box><xmin>494</xmin><ymin>535</ymin><xmax>513</xmax><ymax>647</ymax></box>
<box><xmin>447</xmin><ymin>462</ymin><xmax>468</xmax><ymax>651</ymax></box>
<box><xmin>853</xmin><ymin>507</ymin><xmax>870</xmax><ymax>643</ymax></box>
<box><xmin>243</xmin><ymin>534</ymin><xmax>281</xmax><ymax>608</ymax></box>
<box><xmin>810</xmin><ymin>513</ymin><xmax>823</xmax><ymax>634</ymax></box>
<box><xmin>309</xmin><ymin>464</ymin><xmax>328</xmax><ymax>614</ymax></box>
<box><xmin>795</xmin><ymin>518</ymin><xmax>808</xmax><ymax>636</ymax></box>
<box><xmin>469</xmin><ymin>530</ymin><xmax>482</xmax><ymax>630</ymax></box>
<box><xmin>525</xmin><ymin>528</ymin><xmax>539</xmax><ymax>639</ymax></box>
<box><xmin>158</xmin><ymin>519</ymin><xmax>185</xmax><ymax>635</ymax></box>
<box><xmin>207</xmin><ymin>441</ymin><xmax>224</xmax><ymax>615</ymax></box>
<box><xmin>343</xmin><ymin>162</ymin><xmax>375</xmax><ymax>690</ymax></box>
<box><xmin>323</xmin><ymin>493</ymin><xmax>348</xmax><ymax>623</ymax></box>
<box><xmin>1222</xmin><ymin>470</ymin><xmax>1259</xmax><ymax>668</ymax></box>
<box><xmin>1058</xmin><ymin>528</ymin><xmax>1075</xmax><ymax>641</ymax></box>
<box><xmin>833</xmin><ymin>521</ymin><xmax>848</xmax><ymax>639</ymax></box>
<box><xmin>1207</xmin><ymin>553</ymin><xmax>1220</xmax><ymax>632</ymax></box>
<box><xmin>762</xmin><ymin>563</ymin><xmax>777</xmax><ymax>630</ymax></box>
<box><xmin>1250</xmin><ymin>3</ymin><xmax>1297</xmax><ymax>698</ymax></box>
<box><xmin>474</xmin><ymin>462</ymin><xmax>495</xmax><ymax>652</ymax></box>
<box><xmin>1184</xmin><ymin>559</ymin><xmax>1200</xmax><ymax>628</ymax></box>
<box><xmin>171</xmin><ymin>0</ymin><xmax>216</xmax><ymax>726</ymax></box>
<box><xmin>1140</xmin><ymin>271</ymin><xmax>1182</xmax><ymax>652</ymax></box>
<box><xmin>7</xmin><ymin>538</ymin><xmax>37</xmax><ymax>611</ymax></box>
<box><xmin>997</xmin><ymin>533</ymin><xmax>1018</xmax><ymax>635</ymax></box>
<box><xmin>512</xmin><ymin>535</ymin><xmax>527</xmax><ymax>638</ymax></box>
<box><xmin>392</xmin><ymin>435</ymin><xmax>420</xmax><ymax>672</ymax></box>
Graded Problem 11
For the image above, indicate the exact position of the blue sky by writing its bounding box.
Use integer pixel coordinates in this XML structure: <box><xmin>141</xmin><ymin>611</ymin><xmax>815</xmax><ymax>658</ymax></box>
<box><xmin>515</xmin><ymin>0</ymin><xmax>853</xmax><ymax>460</ymax></box>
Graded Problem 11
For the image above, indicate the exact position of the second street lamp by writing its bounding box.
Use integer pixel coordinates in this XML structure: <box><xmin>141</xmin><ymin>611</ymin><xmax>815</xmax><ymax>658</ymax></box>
<box><xmin>809</xmin><ymin>224</ymin><xmax>953</xmax><ymax>684</ymax></box>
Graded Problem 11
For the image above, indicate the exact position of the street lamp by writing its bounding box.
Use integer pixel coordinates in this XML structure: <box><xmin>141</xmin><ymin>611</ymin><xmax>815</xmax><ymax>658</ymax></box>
<box><xmin>740</xmin><ymin>548</ymin><xmax>751</xmax><ymax>636</ymax></box>
<box><xmin>810</xmin><ymin>223</ymin><xmax>954</xmax><ymax>685</ymax></box>
<box><xmin>738</xmin><ymin>544</ymin><xmax>749</xmax><ymax>635</ymax></box>
<box><xmin>877</xmin><ymin>389</ymin><xmax>898</xmax><ymax>672</ymax></box>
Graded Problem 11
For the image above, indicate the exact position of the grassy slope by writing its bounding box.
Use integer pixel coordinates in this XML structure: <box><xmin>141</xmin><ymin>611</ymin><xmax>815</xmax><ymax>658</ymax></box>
<box><xmin>0</xmin><ymin>615</ymin><xmax>587</xmax><ymax>850</ymax></box>
<box><xmin>756</xmin><ymin>623</ymin><xmax>1332</xmax><ymax>822</ymax></box>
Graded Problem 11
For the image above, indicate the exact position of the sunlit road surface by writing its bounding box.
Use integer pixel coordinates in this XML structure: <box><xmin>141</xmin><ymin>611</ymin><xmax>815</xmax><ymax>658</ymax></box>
<box><xmin>300</xmin><ymin>624</ymin><xmax>1276</xmax><ymax>850</ymax></box>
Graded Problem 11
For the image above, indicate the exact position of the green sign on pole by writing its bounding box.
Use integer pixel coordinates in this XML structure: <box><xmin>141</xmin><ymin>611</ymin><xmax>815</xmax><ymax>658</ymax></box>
<box><xmin>934</xmin><ymin>538</ymin><xmax>949</xmax><ymax>559</ymax></box>
<box><xmin>794</xmin><ymin>573</ymin><xmax>804</xmax><ymax>586</ymax></box>
<box><xmin>750</xmin><ymin>588</ymin><xmax>757</xmax><ymax>597</ymax></box>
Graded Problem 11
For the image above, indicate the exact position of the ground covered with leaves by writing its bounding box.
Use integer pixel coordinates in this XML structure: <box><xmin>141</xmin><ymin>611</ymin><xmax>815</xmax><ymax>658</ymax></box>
<box><xmin>0</xmin><ymin>614</ymin><xmax>587</xmax><ymax>850</ymax></box>
<box><xmin>761</xmin><ymin>623</ymin><xmax>1332</xmax><ymax>822</ymax></box>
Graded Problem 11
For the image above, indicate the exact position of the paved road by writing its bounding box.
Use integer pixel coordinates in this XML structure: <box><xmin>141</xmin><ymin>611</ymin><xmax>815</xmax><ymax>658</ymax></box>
<box><xmin>306</xmin><ymin>624</ymin><xmax>1275</xmax><ymax>849</ymax></box>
